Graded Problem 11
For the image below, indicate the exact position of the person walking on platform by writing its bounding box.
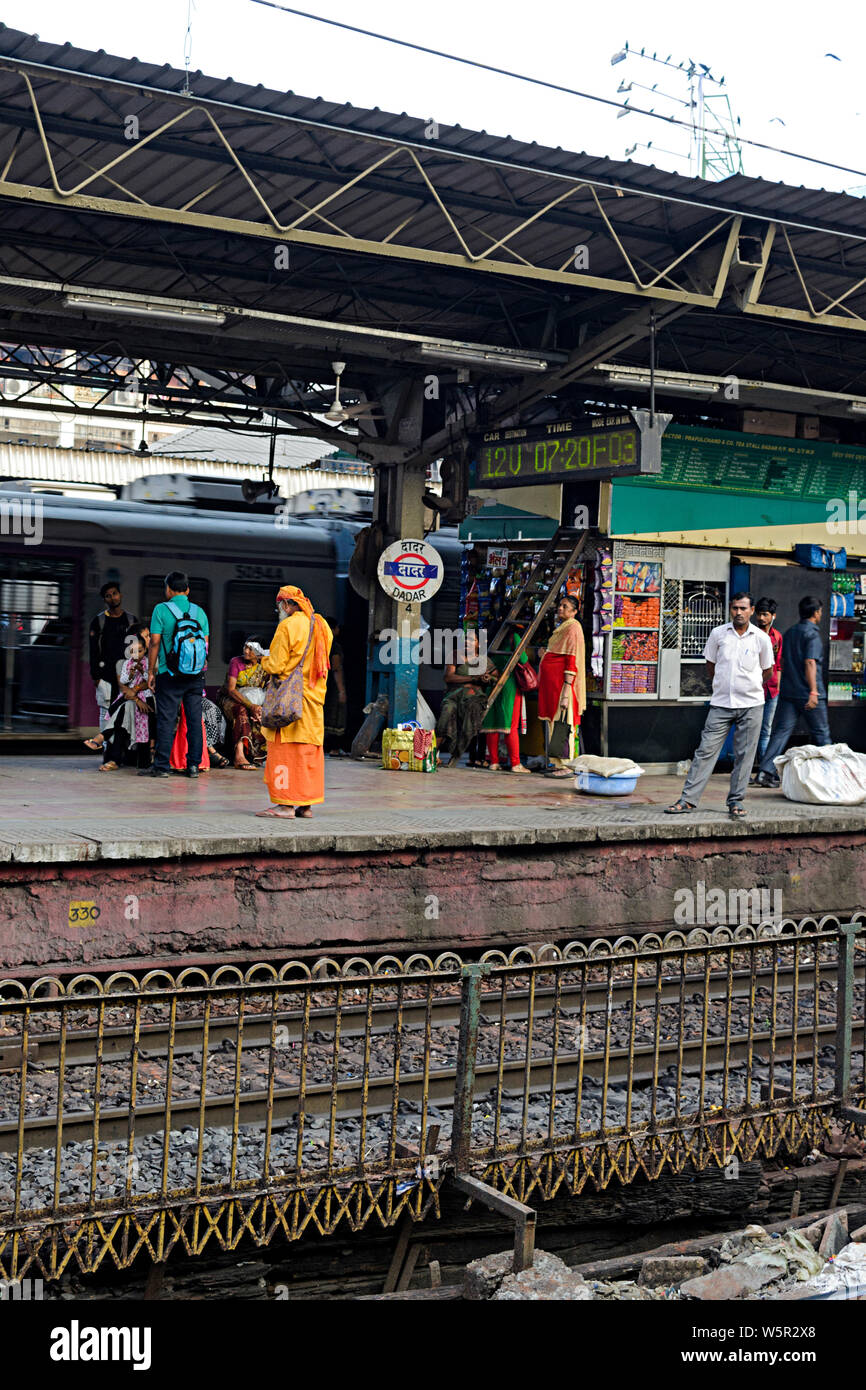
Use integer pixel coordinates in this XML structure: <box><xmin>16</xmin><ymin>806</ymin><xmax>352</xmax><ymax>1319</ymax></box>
<box><xmin>666</xmin><ymin>592</ymin><xmax>774</xmax><ymax>820</ymax></box>
<box><xmin>754</xmin><ymin>596</ymin><xmax>831</xmax><ymax>789</ymax></box>
<box><xmin>85</xmin><ymin>581</ymin><xmax>137</xmax><ymax>751</ymax></box>
<box><xmin>143</xmin><ymin>572</ymin><xmax>209</xmax><ymax>779</ymax></box>
<box><xmin>256</xmin><ymin>584</ymin><xmax>332</xmax><ymax>818</ymax></box>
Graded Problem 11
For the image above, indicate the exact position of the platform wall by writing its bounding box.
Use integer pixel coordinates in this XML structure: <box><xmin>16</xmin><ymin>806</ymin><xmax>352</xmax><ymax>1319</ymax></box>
<box><xmin>1</xmin><ymin>830</ymin><xmax>864</xmax><ymax>972</ymax></box>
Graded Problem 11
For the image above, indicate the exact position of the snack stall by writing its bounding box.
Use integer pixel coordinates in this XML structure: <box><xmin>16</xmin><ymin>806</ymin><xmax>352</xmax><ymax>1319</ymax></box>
<box><xmin>457</xmin><ymin>511</ymin><xmax>733</xmax><ymax>763</ymax></box>
<box><xmin>461</xmin><ymin>414</ymin><xmax>866</xmax><ymax>763</ymax></box>
<box><xmin>582</xmin><ymin>541</ymin><xmax>730</xmax><ymax>761</ymax></box>
<box><xmin>458</xmin><ymin>525</ymin><xmax>588</xmax><ymax>757</ymax></box>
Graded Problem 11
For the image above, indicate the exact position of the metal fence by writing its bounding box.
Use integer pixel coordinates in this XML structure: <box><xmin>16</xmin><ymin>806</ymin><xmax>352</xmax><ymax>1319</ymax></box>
<box><xmin>0</xmin><ymin>917</ymin><xmax>863</xmax><ymax>1280</ymax></box>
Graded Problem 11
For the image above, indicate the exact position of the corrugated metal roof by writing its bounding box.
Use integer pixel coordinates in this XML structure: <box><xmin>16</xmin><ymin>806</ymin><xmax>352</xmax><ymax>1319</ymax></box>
<box><xmin>0</xmin><ymin>441</ymin><xmax>372</xmax><ymax>495</ymax></box>
<box><xmin>0</xmin><ymin>25</ymin><xmax>864</xmax><ymax>397</ymax></box>
<box><xmin>1</xmin><ymin>23</ymin><xmax>863</xmax><ymax>236</ymax></box>
<box><xmin>147</xmin><ymin>425</ymin><xmax>345</xmax><ymax>469</ymax></box>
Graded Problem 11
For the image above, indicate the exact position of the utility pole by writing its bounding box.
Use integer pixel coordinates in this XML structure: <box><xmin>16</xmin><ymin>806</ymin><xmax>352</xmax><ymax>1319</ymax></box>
<box><xmin>613</xmin><ymin>44</ymin><xmax>744</xmax><ymax>180</ymax></box>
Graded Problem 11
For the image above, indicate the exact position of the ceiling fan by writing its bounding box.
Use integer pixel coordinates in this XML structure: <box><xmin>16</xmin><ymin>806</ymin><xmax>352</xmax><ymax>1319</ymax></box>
<box><xmin>324</xmin><ymin>360</ymin><xmax>383</xmax><ymax>424</ymax></box>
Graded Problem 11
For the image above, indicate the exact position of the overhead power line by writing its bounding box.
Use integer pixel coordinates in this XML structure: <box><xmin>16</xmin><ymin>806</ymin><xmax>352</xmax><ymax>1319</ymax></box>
<box><xmin>248</xmin><ymin>0</ymin><xmax>866</xmax><ymax>184</ymax></box>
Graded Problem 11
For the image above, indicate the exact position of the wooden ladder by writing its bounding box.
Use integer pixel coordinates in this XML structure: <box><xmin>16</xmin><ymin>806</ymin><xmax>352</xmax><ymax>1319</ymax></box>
<box><xmin>482</xmin><ymin>527</ymin><xmax>590</xmax><ymax>715</ymax></box>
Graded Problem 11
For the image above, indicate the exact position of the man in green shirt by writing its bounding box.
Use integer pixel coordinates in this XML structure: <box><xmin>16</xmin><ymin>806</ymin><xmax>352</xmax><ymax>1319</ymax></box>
<box><xmin>144</xmin><ymin>571</ymin><xmax>209</xmax><ymax>778</ymax></box>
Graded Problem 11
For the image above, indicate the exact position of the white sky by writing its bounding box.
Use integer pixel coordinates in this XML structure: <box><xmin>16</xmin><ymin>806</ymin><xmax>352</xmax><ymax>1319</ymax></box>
<box><xmin>4</xmin><ymin>0</ymin><xmax>866</xmax><ymax>192</ymax></box>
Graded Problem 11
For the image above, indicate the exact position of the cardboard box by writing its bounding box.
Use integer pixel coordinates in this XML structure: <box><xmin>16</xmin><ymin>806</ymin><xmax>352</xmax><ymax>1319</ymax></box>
<box><xmin>740</xmin><ymin>409</ymin><xmax>797</xmax><ymax>437</ymax></box>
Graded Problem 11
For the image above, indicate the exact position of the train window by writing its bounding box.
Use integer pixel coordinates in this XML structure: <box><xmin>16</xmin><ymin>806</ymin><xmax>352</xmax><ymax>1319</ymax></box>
<box><xmin>224</xmin><ymin>582</ymin><xmax>278</xmax><ymax>662</ymax></box>
<box><xmin>140</xmin><ymin>576</ymin><xmax>210</xmax><ymax>625</ymax></box>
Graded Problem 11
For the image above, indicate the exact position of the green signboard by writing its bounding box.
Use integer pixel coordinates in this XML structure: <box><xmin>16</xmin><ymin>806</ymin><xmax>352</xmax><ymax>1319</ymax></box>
<box><xmin>653</xmin><ymin>425</ymin><xmax>866</xmax><ymax>501</ymax></box>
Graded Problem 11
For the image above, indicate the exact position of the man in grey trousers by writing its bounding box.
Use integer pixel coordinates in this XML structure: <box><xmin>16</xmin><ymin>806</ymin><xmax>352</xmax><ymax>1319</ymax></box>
<box><xmin>666</xmin><ymin>592</ymin><xmax>775</xmax><ymax>820</ymax></box>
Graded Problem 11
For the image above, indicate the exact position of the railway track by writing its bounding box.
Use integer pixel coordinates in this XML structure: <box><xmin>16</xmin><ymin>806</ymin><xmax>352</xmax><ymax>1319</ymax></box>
<box><xmin>1</xmin><ymin>960</ymin><xmax>857</xmax><ymax>1071</ymax></box>
<box><xmin>2</xmin><ymin>1018</ymin><xmax>860</xmax><ymax>1153</ymax></box>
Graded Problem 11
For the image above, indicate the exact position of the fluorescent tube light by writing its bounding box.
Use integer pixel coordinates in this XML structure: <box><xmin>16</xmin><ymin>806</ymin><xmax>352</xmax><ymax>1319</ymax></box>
<box><xmin>420</xmin><ymin>343</ymin><xmax>549</xmax><ymax>372</ymax></box>
<box><xmin>603</xmin><ymin>372</ymin><xmax>715</xmax><ymax>396</ymax></box>
<box><xmin>63</xmin><ymin>294</ymin><xmax>225</xmax><ymax>328</ymax></box>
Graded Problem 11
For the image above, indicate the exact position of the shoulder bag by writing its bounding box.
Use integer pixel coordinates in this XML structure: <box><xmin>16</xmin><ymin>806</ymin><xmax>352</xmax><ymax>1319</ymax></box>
<box><xmin>513</xmin><ymin>661</ymin><xmax>538</xmax><ymax>693</ymax></box>
<box><xmin>261</xmin><ymin>618</ymin><xmax>316</xmax><ymax>730</ymax></box>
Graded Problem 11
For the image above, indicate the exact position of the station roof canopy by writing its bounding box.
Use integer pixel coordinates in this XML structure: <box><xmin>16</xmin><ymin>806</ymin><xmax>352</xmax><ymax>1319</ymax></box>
<box><xmin>1</xmin><ymin>23</ymin><xmax>866</xmax><ymax>448</ymax></box>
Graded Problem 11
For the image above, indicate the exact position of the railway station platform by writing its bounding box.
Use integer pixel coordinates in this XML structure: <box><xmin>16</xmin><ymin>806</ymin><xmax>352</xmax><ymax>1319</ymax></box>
<box><xmin>1</xmin><ymin>753</ymin><xmax>865</xmax><ymax>974</ymax></box>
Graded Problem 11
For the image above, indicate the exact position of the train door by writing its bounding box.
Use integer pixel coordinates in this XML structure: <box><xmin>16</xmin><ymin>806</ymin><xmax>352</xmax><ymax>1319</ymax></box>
<box><xmin>0</xmin><ymin>554</ymin><xmax>78</xmax><ymax>733</ymax></box>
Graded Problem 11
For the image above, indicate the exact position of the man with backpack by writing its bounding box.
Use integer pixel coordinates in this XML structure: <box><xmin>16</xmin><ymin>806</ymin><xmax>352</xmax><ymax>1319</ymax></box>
<box><xmin>144</xmin><ymin>571</ymin><xmax>209</xmax><ymax>778</ymax></box>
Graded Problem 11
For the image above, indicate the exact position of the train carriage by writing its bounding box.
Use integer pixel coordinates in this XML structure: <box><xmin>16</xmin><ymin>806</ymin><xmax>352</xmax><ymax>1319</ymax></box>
<box><xmin>0</xmin><ymin>486</ymin><xmax>461</xmax><ymax>739</ymax></box>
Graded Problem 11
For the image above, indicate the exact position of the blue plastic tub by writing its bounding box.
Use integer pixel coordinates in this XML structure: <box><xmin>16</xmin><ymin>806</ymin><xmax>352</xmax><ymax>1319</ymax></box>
<box><xmin>575</xmin><ymin>769</ymin><xmax>640</xmax><ymax>796</ymax></box>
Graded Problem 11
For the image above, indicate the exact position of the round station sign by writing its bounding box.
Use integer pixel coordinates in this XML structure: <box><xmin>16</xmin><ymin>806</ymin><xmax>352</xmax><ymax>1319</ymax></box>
<box><xmin>377</xmin><ymin>538</ymin><xmax>443</xmax><ymax>603</ymax></box>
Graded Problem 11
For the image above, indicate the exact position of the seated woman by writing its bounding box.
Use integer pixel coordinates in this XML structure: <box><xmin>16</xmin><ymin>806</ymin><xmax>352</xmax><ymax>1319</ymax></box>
<box><xmin>100</xmin><ymin>626</ymin><xmax>154</xmax><ymax>771</ymax></box>
<box><xmin>436</xmin><ymin>629</ymin><xmax>496</xmax><ymax>765</ymax></box>
<box><xmin>202</xmin><ymin>695</ymin><xmax>229</xmax><ymax>767</ymax></box>
<box><xmin>218</xmin><ymin>639</ymin><xmax>268</xmax><ymax>770</ymax></box>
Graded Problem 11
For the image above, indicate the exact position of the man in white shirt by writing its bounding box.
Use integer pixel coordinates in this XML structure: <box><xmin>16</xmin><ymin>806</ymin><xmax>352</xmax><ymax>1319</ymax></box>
<box><xmin>666</xmin><ymin>592</ymin><xmax>775</xmax><ymax>820</ymax></box>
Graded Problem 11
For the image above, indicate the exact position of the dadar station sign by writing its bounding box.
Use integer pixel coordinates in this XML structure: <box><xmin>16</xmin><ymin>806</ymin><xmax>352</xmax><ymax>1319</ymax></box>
<box><xmin>377</xmin><ymin>538</ymin><xmax>444</xmax><ymax>604</ymax></box>
<box><xmin>468</xmin><ymin>409</ymin><xmax>670</xmax><ymax>489</ymax></box>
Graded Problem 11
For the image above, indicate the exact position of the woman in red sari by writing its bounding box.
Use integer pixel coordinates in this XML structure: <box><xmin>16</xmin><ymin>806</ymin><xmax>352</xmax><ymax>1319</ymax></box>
<box><xmin>537</xmin><ymin>593</ymin><xmax>586</xmax><ymax>777</ymax></box>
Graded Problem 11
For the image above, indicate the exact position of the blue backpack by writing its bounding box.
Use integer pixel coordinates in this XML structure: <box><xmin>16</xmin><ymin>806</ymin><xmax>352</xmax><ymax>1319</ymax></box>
<box><xmin>165</xmin><ymin>601</ymin><xmax>207</xmax><ymax>676</ymax></box>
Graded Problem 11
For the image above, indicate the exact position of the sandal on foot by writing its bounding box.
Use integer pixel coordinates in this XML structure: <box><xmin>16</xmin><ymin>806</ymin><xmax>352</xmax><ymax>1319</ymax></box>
<box><xmin>83</xmin><ymin>737</ymin><xmax>103</xmax><ymax>751</ymax></box>
<box><xmin>254</xmin><ymin>805</ymin><xmax>295</xmax><ymax>818</ymax></box>
<box><xmin>295</xmin><ymin>806</ymin><xmax>312</xmax><ymax>818</ymax></box>
<box><xmin>728</xmin><ymin>805</ymin><xmax>747</xmax><ymax>819</ymax></box>
<box><xmin>544</xmin><ymin>768</ymin><xmax>573</xmax><ymax>779</ymax></box>
<box><xmin>98</xmin><ymin>761</ymin><xmax>119</xmax><ymax>772</ymax></box>
<box><xmin>665</xmin><ymin>798</ymin><xmax>696</xmax><ymax>814</ymax></box>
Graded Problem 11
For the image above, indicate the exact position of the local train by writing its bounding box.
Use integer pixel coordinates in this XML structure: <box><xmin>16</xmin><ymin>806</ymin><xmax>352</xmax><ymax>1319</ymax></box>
<box><xmin>0</xmin><ymin>483</ymin><xmax>461</xmax><ymax>740</ymax></box>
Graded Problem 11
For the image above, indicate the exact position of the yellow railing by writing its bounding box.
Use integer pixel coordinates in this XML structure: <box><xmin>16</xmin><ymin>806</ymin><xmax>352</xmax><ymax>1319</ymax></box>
<box><xmin>0</xmin><ymin>919</ymin><xmax>863</xmax><ymax>1280</ymax></box>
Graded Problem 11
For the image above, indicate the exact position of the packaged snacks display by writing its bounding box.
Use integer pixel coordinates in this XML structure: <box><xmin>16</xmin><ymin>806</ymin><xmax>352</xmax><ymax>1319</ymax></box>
<box><xmin>615</xmin><ymin>559</ymin><xmax>661</xmax><ymax>594</ymax></box>
<box><xmin>613</xmin><ymin>594</ymin><xmax>660</xmax><ymax>628</ymax></box>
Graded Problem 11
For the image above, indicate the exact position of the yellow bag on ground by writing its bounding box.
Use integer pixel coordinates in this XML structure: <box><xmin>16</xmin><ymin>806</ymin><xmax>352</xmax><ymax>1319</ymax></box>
<box><xmin>382</xmin><ymin>725</ymin><xmax>438</xmax><ymax>773</ymax></box>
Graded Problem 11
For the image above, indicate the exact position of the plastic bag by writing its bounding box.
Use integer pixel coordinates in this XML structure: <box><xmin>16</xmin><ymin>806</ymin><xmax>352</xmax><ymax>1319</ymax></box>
<box><xmin>415</xmin><ymin>690</ymin><xmax>436</xmax><ymax>731</ymax></box>
<box><xmin>800</xmin><ymin>1243</ymin><xmax>866</xmax><ymax>1299</ymax></box>
<box><xmin>775</xmin><ymin>742</ymin><xmax>866</xmax><ymax>805</ymax></box>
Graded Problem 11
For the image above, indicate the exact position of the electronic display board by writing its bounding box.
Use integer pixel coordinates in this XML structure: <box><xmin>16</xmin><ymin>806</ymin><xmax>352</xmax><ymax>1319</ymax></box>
<box><xmin>469</xmin><ymin>416</ymin><xmax>647</xmax><ymax>488</ymax></box>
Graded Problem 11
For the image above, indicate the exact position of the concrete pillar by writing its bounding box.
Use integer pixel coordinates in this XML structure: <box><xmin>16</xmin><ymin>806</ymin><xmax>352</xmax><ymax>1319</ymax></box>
<box><xmin>363</xmin><ymin>380</ymin><xmax>430</xmax><ymax>725</ymax></box>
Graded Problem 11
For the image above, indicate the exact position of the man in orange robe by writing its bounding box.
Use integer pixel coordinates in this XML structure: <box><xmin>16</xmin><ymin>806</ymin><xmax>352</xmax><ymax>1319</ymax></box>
<box><xmin>255</xmin><ymin>585</ymin><xmax>333</xmax><ymax>819</ymax></box>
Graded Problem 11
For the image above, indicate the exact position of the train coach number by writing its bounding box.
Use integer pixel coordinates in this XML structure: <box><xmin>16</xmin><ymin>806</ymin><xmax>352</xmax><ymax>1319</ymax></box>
<box><xmin>68</xmin><ymin>901</ymin><xmax>100</xmax><ymax>925</ymax></box>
